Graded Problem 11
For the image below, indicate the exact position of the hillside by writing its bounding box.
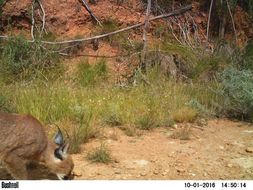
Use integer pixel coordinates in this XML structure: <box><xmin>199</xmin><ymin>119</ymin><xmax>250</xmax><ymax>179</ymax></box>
<box><xmin>0</xmin><ymin>0</ymin><xmax>253</xmax><ymax>180</ymax></box>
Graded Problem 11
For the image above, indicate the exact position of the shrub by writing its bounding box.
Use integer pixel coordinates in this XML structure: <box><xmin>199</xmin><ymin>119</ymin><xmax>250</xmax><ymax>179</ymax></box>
<box><xmin>68</xmin><ymin>110</ymin><xmax>95</xmax><ymax>154</ymax></box>
<box><xmin>171</xmin><ymin>107</ymin><xmax>198</xmax><ymax>123</ymax></box>
<box><xmin>135</xmin><ymin>111</ymin><xmax>159</xmax><ymax>130</ymax></box>
<box><xmin>171</xmin><ymin>127</ymin><xmax>191</xmax><ymax>140</ymax></box>
<box><xmin>0</xmin><ymin>93</ymin><xmax>13</xmax><ymax>113</ymax></box>
<box><xmin>0</xmin><ymin>36</ymin><xmax>62</xmax><ymax>82</ymax></box>
<box><xmin>87</xmin><ymin>144</ymin><xmax>112</xmax><ymax>163</ymax></box>
<box><xmin>102</xmin><ymin>106</ymin><xmax>123</xmax><ymax>126</ymax></box>
<box><xmin>12</xmin><ymin>85</ymin><xmax>72</xmax><ymax>124</ymax></box>
<box><xmin>219</xmin><ymin>67</ymin><xmax>253</xmax><ymax>121</ymax></box>
<box><xmin>77</xmin><ymin>58</ymin><xmax>107</xmax><ymax>86</ymax></box>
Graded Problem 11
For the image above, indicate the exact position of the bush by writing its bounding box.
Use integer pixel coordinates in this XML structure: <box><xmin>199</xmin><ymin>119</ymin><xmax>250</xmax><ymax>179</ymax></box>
<box><xmin>135</xmin><ymin>111</ymin><xmax>159</xmax><ymax>130</ymax></box>
<box><xmin>0</xmin><ymin>36</ymin><xmax>62</xmax><ymax>82</ymax></box>
<box><xmin>12</xmin><ymin>85</ymin><xmax>72</xmax><ymax>124</ymax></box>
<box><xmin>0</xmin><ymin>94</ymin><xmax>13</xmax><ymax>112</ymax></box>
<box><xmin>171</xmin><ymin>107</ymin><xmax>198</xmax><ymax>123</ymax></box>
<box><xmin>219</xmin><ymin>67</ymin><xmax>253</xmax><ymax>121</ymax></box>
<box><xmin>77</xmin><ymin>58</ymin><xmax>107</xmax><ymax>86</ymax></box>
<box><xmin>102</xmin><ymin>104</ymin><xmax>123</xmax><ymax>126</ymax></box>
<box><xmin>68</xmin><ymin>110</ymin><xmax>95</xmax><ymax>154</ymax></box>
<box><xmin>87</xmin><ymin>144</ymin><xmax>112</xmax><ymax>163</ymax></box>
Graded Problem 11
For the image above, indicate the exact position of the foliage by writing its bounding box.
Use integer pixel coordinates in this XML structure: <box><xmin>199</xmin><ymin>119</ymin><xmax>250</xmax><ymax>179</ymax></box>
<box><xmin>171</xmin><ymin>107</ymin><xmax>198</xmax><ymax>123</ymax></box>
<box><xmin>12</xmin><ymin>84</ymin><xmax>72</xmax><ymax>124</ymax></box>
<box><xmin>219</xmin><ymin>67</ymin><xmax>253</xmax><ymax>121</ymax></box>
<box><xmin>68</xmin><ymin>110</ymin><xmax>95</xmax><ymax>154</ymax></box>
<box><xmin>0</xmin><ymin>93</ymin><xmax>13</xmax><ymax>113</ymax></box>
<box><xmin>101</xmin><ymin>104</ymin><xmax>123</xmax><ymax>126</ymax></box>
<box><xmin>77</xmin><ymin>58</ymin><xmax>107</xmax><ymax>87</ymax></box>
<box><xmin>87</xmin><ymin>144</ymin><xmax>112</xmax><ymax>163</ymax></box>
<box><xmin>0</xmin><ymin>36</ymin><xmax>62</xmax><ymax>83</ymax></box>
<box><xmin>241</xmin><ymin>40</ymin><xmax>253</xmax><ymax>70</ymax></box>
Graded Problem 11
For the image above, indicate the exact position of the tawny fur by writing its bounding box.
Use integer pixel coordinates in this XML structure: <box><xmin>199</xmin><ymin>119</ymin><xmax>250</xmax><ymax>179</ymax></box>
<box><xmin>0</xmin><ymin>112</ymin><xmax>74</xmax><ymax>180</ymax></box>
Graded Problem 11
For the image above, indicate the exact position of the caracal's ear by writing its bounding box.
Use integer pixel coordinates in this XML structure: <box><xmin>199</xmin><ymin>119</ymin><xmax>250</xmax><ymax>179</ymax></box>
<box><xmin>62</xmin><ymin>143</ymin><xmax>70</xmax><ymax>155</ymax></box>
<box><xmin>54</xmin><ymin>127</ymin><xmax>64</xmax><ymax>146</ymax></box>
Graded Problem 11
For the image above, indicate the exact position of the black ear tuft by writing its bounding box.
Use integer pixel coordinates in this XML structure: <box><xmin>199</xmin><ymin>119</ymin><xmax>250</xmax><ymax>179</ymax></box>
<box><xmin>54</xmin><ymin>148</ymin><xmax>63</xmax><ymax>160</ymax></box>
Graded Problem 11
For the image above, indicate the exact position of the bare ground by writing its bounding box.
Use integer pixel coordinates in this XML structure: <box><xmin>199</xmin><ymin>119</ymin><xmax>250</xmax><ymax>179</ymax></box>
<box><xmin>71</xmin><ymin>119</ymin><xmax>253</xmax><ymax>180</ymax></box>
<box><xmin>0</xmin><ymin>119</ymin><xmax>253</xmax><ymax>180</ymax></box>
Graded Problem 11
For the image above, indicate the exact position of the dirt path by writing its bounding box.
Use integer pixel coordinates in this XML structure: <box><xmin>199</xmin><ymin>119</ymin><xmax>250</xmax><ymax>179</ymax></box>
<box><xmin>72</xmin><ymin>119</ymin><xmax>253</xmax><ymax>180</ymax></box>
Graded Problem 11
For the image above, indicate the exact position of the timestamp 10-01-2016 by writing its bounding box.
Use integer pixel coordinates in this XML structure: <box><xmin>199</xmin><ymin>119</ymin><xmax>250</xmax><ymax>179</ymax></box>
<box><xmin>184</xmin><ymin>181</ymin><xmax>248</xmax><ymax>189</ymax></box>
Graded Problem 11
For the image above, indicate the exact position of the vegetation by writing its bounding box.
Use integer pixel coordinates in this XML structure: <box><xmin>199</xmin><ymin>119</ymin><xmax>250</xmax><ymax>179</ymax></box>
<box><xmin>219</xmin><ymin>67</ymin><xmax>253</xmax><ymax>121</ymax></box>
<box><xmin>0</xmin><ymin>36</ymin><xmax>63</xmax><ymax>83</ymax></box>
<box><xmin>77</xmin><ymin>58</ymin><xmax>107</xmax><ymax>87</ymax></box>
<box><xmin>87</xmin><ymin>144</ymin><xmax>112</xmax><ymax>163</ymax></box>
<box><xmin>0</xmin><ymin>14</ymin><xmax>252</xmax><ymax>154</ymax></box>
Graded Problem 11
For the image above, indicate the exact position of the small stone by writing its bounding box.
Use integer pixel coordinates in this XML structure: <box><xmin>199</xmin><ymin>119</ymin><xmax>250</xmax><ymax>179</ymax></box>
<box><xmin>140</xmin><ymin>172</ymin><xmax>147</xmax><ymax>176</ymax></box>
<box><xmin>203</xmin><ymin>172</ymin><xmax>208</xmax><ymax>177</ymax></box>
<box><xmin>189</xmin><ymin>173</ymin><xmax>196</xmax><ymax>176</ymax></box>
<box><xmin>153</xmin><ymin>170</ymin><xmax>159</xmax><ymax>175</ymax></box>
<box><xmin>115</xmin><ymin>170</ymin><xmax>121</xmax><ymax>174</ymax></box>
<box><xmin>246</xmin><ymin>147</ymin><xmax>253</xmax><ymax>153</ymax></box>
<box><xmin>96</xmin><ymin>172</ymin><xmax>102</xmax><ymax>175</ymax></box>
<box><xmin>176</xmin><ymin>168</ymin><xmax>185</xmax><ymax>173</ymax></box>
<box><xmin>227</xmin><ymin>164</ymin><xmax>233</xmax><ymax>168</ymax></box>
<box><xmin>73</xmin><ymin>171</ymin><xmax>82</xmax><ymax>177</ymax></box>
<box><xmin>162</xmin><ymin>171</ymin><xmax>167</xmax><ymax>176</ymax></box>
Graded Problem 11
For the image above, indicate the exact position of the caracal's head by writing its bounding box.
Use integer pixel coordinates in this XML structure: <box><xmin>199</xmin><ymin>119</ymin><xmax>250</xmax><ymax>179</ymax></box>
<box><xmin>46</xmin><ymin>128</ymin><xmax>74</xmax><ymax>180</ymax></box>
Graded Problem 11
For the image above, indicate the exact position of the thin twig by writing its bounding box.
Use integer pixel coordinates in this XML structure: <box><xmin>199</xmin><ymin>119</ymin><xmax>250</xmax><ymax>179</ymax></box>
<box><xmin>31</xmin><ymin>0</ymin><xmax>35</xmax><ymax>42</ymax></box>
<box><xmin>206</xmin><ymin>0</ymin><xmax>214</xmax><ymax>43</ymax></box>
<box><xmin>37</xmin><ymin>0</ymin><xmax>46</xmax><ymax>36</ymax></box>
<box><xmin>142</xmin><ymin>0</ymin><xmax>152</xmax><ymax>64</ymax></box>
<box><xmin>79</xmin><ymin>0</ymin><xmax>102</xmax><ymax>26</ymax></box>
<box><xmin>226</xmin><ymin>0</ymin><xmax>237</xmax><ymax>43</ymax></box>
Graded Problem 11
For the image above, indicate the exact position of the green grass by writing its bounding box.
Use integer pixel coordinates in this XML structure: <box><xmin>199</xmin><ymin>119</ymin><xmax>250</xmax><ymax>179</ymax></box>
<box><xmin>77</xmin><ymin>58</ymin><xmax>107</xmax><ymax>87</ymax></box>
<box><xmin>0</xmin><ymin>36</ymin><xmax>63</xmax><ymax>83</ymax></box>
<box><xmin>87</xmin><ymin>144</ymin><xmax>112</xmax><ymax>163</ymax></box>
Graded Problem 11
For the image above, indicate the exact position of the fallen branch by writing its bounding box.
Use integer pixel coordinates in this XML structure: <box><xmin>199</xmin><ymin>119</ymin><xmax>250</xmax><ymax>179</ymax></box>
<box><xmin>79</xmin><ymin>0</ymin><xmax>102</xmax><ymax>26</ymax></box>
<box><xmin>41</xmin><ymin>5</ymin><xmax>192</xmax><ymax>45</ymax></box>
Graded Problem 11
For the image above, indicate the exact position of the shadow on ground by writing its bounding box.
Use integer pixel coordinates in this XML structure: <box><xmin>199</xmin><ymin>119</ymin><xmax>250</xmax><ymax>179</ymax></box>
<box><xmin>0</xmin><ymin>162</ymin><xmax>58</xmax><ymax>180</ymax></box>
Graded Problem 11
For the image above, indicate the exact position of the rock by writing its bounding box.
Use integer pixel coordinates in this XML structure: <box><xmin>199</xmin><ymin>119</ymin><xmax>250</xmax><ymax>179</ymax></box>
<box><xmin>203</xmin><ymin>172</ymin><xmax>208</xmax><ymax>177</ymax></box>
<box><xmin>176</xmin><ymin>168</ymin><xmax>185</xmax><ymax>173</ymax></box>
<box><xmin>96</xmin><ymin>172</ymin><xmax>102</xmax><ymax>175</ymax></box>
<box><xmin>227</xmin><ymin>164</ymin><xmax>233</xmax><ymax>168</ymax></box>
<box><xmin>162</xmin><ymin>171</ymin><xmax>168</xmax><ymax>176</ymax></box>
<box><xmin>189</xmin><ymin>173</ymin><xmax>196</xmax><ymax>176</ymax></box>
<box><xmin>134</xmin><ymin>159</ymin><xmax>149</xmax><ymax>167</ymax></box>
<box><xmin>115</xmin><ymin>170</ymin><xmax>121</xmax><ymax>174</ymax></box>
<box><xmin>153</xmin><ymin>170</ymin><xmax>159</xmax><ymax>175</ymax></box>
<box><xmin>73</xmin><ymin>171</ymin><xmax>82</xmax><ymax>177</ymax></box>
<box><xmin>140</xmin><ymin>172</ymin><xmax>147</xmax><ymax>176</ymax></box>
<box><xmin>150</xmin><ymin>158</ymin><xmax>157</xmax><ymax>163</ymax></box>
<box><xmin>197</xmin><ymin>119</ymin><xmax>207</xmax><ymax>127</ymax></box>
<box><xmin>246</xmin><ymin>147</ymin><xmax>253</xmax><ymax>153</ymax></box>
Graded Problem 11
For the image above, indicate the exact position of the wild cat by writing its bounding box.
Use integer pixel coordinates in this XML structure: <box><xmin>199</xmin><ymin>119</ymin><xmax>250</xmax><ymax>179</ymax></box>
<box><xmin>0</xmin><ymin>112</ymin><xmax>74</xmax><ymax>180</ymax></box>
